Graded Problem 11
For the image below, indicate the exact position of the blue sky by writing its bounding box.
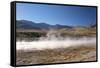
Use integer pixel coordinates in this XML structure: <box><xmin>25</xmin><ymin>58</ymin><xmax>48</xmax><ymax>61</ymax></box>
<box><xmin>16</xmin><ymin>3</ymin><xmax>96</xmax><ymax>26</ymax></box>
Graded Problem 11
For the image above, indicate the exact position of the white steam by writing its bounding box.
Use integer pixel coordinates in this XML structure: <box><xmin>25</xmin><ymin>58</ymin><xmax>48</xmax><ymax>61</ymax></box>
<box><xmin>17</xmin><ymin>30</ymin><xmax>96</xmax><ymax>50</ymax></box>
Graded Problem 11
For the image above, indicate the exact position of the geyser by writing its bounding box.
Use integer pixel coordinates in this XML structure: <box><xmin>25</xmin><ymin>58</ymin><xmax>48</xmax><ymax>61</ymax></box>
<box><xmin>17</xmin><ymin>30</ymin><xmax>96</xmax><ymax>50</ymax></box>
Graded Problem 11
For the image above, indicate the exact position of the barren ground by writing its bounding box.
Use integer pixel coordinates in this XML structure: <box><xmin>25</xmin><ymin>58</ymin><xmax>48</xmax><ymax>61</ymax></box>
<box><xmin>16</xmin><ymin>44</ymin><xmax>96</xmax><ymax>65</ymax></box>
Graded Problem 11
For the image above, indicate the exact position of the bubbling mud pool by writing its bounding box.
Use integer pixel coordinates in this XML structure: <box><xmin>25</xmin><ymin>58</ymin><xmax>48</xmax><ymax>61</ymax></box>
<box><xmin>16</xmin><ymin>37</ymin><xmax>96</xmax><ymax>50</ymax></box>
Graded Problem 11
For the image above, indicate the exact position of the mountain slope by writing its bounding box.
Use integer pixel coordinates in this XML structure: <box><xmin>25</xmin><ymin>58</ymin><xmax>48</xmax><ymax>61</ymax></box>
<box><xmin>16</xmin><ymin>20</ymin><xmax>72</xmax><ymax>29</ymax></box>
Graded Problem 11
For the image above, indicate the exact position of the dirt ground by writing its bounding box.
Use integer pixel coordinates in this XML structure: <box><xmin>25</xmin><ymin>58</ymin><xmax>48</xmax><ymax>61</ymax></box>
<box><xmin>16</xmin><ymin>44</ymin><xmax>97</xmax><ymax>65</ymax></box>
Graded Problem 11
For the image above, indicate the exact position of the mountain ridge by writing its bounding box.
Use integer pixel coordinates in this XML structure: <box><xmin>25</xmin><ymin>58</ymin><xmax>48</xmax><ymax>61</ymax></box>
<box><xmin>16</xmin><ymin>20</ymin><xmax>73</xmax><ymax>29</ymax></box>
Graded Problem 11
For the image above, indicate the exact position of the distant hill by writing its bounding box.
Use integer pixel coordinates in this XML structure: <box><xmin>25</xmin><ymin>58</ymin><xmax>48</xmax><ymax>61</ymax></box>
<box><xmin>90</xmin><ymin>24</ymin><xmax>96</xmax><ymax>28</ymax></box>
<box><xmin>16</xmin><ymin>20</ymin><xmax>73</xmax><ymax>30</ymax></box>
